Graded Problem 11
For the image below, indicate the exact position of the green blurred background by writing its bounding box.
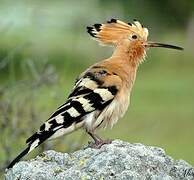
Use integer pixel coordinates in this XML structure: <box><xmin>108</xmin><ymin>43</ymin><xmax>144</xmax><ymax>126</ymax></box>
<box><xmin>0</xmin><ymin>0</ymin><xmax>194</xmax><ymax>174</ymax></box>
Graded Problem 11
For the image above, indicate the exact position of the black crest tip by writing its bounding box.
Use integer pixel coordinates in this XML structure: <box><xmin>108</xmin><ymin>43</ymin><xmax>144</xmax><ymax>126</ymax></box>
<box><xmin>86</xmin><ymin>26</ymin><xmax>93</xmax><ymax>30</ymax></box>
<box><xmin>94</xmin><ymin>23</ymin><xmax>102</xmax><ymax>32</ymax></box>
<box><xmin>107</xmin><ymin>18</ymin><xmax>117</xmax><ymax>23</ymax></box>
<box><xmin>86</xmin><ymin>26</ymin><xmax>96</xmax><ymax>37</ymax></box>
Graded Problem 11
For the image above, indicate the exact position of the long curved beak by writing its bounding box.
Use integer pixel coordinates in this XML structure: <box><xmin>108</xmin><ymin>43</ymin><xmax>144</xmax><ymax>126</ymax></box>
<box><xmin>146</xmin><ymin>42</ymin><xmax>184</xmax><ymax>50</ymax></box>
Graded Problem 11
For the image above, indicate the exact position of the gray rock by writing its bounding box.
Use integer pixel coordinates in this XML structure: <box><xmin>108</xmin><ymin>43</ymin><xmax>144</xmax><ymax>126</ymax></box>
<box><xmin>5</xmin><ymin>140</ymin><xmax>194</xmax><ymax>180</ymax></box>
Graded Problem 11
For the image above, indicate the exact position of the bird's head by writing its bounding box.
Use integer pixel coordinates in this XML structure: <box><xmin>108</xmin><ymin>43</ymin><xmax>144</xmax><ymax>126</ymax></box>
<box><xmin>87</xmin><ymin>18</ymin><xmax>183</xmax><ymax>65</ymax></box>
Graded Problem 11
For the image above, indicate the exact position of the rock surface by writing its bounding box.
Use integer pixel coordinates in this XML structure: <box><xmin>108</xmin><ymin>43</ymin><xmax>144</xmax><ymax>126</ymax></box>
<box><xmin>5</xmin><ymin>140</ymin><xmax>194</xmax><ymax>180</ymax></box>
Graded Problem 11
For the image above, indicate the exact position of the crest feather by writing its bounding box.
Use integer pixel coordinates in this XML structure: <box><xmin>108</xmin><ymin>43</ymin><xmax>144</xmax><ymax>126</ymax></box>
<box><xmin>87</xmin><ymin>18</ymin><xmax>149</xmax><ymax>46</ymax></box>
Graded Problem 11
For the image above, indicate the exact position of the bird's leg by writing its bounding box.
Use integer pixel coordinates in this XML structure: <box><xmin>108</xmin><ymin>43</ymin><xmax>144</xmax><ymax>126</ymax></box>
<box><xmin>87</xmin><ymin>131</ymin><xmax>112</xmax><ymax>149</ymax></box>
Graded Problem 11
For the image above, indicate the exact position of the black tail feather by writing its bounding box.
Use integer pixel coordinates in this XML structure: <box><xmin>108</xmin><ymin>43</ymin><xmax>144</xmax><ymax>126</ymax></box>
<box><xmin>7</xmin><ymin>146</ymin><xmax>30</xmax><ymax>169</ymax></box>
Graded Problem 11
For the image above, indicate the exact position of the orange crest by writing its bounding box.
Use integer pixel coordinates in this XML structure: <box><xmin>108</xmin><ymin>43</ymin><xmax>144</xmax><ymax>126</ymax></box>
<box><xmin>87</xmin><ymin>18</ymin><xmax>149</xmax><ymax>46</ymax></box>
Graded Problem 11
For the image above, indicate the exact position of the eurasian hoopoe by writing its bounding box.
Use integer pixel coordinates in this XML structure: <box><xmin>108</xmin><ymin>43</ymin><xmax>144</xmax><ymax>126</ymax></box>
<box><xmin>7</xmin><ymin>18</ymin><xmax>183</xmax><ymax>169</ymax></box>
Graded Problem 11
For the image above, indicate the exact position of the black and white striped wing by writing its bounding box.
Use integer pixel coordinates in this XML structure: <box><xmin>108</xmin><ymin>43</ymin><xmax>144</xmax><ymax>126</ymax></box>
<box><xmin>7</xmin><ymin>68</ymin><xmax>120</xmax><ymax>169</ymax></box>
<box><xmin>26</xmin><ymin>69</ymin><xmax>118</xmax><ymax>150</ymax></box>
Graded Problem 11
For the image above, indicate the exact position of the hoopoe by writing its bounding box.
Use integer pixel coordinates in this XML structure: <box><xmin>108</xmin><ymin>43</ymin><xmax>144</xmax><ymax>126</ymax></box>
<box><xmin>7</xmin><ymin>18</ymin><xmax>183</xmax><ymax>169</ymax></box>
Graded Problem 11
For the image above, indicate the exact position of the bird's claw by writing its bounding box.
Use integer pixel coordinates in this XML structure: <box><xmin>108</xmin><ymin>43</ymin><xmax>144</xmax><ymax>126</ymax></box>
<box><xmin>87</xmin><ymin>139</ymin><xmax>112</xmax><ymax>149</ymax></box>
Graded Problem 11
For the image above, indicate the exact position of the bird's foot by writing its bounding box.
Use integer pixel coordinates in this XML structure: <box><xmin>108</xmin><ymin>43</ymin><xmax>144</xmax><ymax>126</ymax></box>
<box><xmin>88</xmin><ymin>139</ymin><xmax>112</xmax><ymax>149</ymax></box>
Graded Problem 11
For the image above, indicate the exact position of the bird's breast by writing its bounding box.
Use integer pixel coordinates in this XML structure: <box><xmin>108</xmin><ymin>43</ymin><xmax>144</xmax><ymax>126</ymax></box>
<box><xmin>84</xmin><ymin>88</ymin><xmax>130</xmax><ymax>132</ymax></box>
<box><xmin>99</xmin><ymin>88</ymin><xmax>131</xmax><ymax>129</ymax></box>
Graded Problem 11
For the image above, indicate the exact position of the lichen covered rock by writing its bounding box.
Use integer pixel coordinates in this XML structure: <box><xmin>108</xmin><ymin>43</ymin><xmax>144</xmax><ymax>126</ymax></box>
<box><xmin>5</xmin><ymin>140</ymin><xmax>194</xmax><ymax>180</ymax></box>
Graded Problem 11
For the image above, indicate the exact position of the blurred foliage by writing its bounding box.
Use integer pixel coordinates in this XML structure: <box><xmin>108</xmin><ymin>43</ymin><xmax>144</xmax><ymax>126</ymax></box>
<box><xmin>0</xmin><ymin>0</ymin><xmax>194</xmax><ymax>176</ymax></box>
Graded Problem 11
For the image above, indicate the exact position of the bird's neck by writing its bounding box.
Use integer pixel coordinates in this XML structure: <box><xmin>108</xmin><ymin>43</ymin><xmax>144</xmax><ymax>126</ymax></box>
<box><xmin>112</xmin><ymin>42</ymin><xmax>146</xmax><ymax>67</ymax></box>
<box><xmin>109</xmin><ymin>43</ymin><xmax>145</xmax><ymax>90</ymax></box>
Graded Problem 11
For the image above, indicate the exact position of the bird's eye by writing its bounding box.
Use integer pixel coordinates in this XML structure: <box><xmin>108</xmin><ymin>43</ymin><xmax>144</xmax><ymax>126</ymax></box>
<box><xmin>132</xmin><ymin>35</ymin><xmax>137</xmax><ymax>39</ymax></box>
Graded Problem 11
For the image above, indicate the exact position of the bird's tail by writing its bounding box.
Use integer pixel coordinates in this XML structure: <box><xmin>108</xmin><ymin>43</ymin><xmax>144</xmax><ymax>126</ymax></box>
<box><xmin>7</xmin><ymin>123</ymin><xmax>58</xmax><ymax>169</ymax></box>
<box><xmin>7</xmin><ymin>131</ymin><xmax>54</xmax><ymax>169</ymax></box>
<box><xmin>87</xmin><ymin>18</ymin><xmax>148</xmax><ymax>46</ymax></box>
<box><xmin>7</xmin><ymin>146</ymin><xmax>30</xmax><ymax>169</ymax></box>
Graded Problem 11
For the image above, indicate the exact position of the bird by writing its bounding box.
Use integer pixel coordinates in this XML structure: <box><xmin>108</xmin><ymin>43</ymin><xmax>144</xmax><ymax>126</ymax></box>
<box><xmin>7</xmin><ymin>18</ymin><xmax>183</xmax><ymax>169</ymax></box>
